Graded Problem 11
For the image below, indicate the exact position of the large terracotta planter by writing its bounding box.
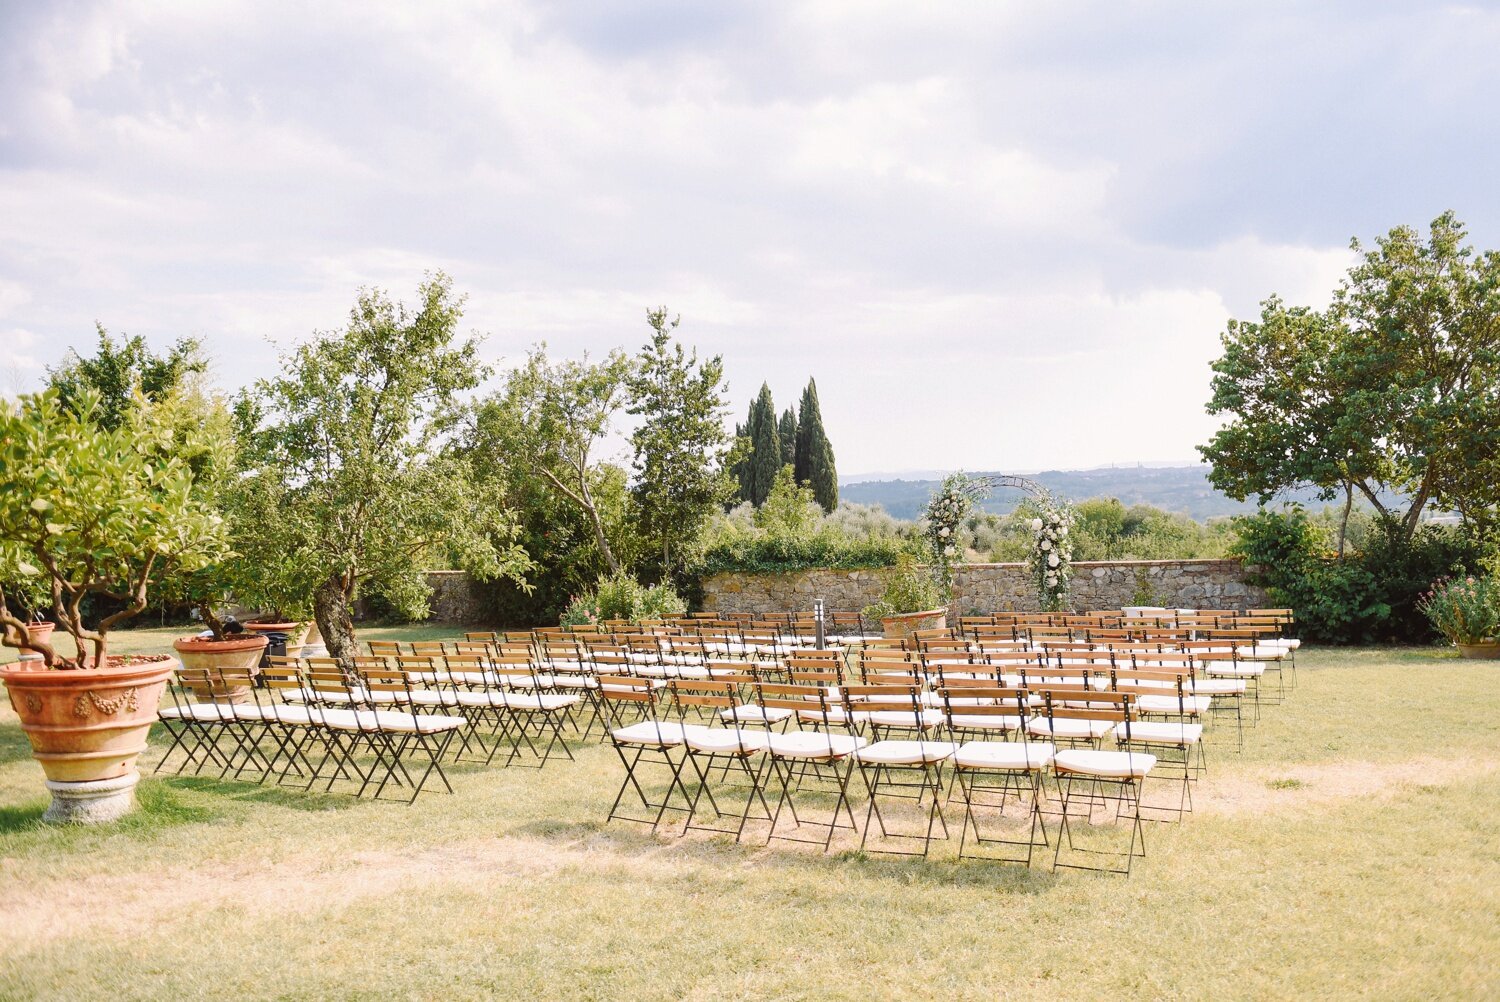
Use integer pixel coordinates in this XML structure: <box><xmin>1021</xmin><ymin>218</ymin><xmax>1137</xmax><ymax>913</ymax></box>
<box><xmin>15</xmin><ymin>621</ymin><xmax>55</xmax><ymax>665</ymax></box>
<box><xmin>241</xmin><ymin>619</ymin><xmax>313</xmax><ymax>656</ymax></box>
<box><xmin>880</xmin><ymin>607</ymin><xmax>949</xmax><ymax>641</ymax></box>
<box><xmin>0</xmin><ymin>655</ymin><xmax>175</xmax><ymax>783</ymax></box>
<box><xmin>172</xmin><ymin>634</ymin><xmax>269</xmax><ymax>703</ymax></box>
<box><xmin>1457</xmin><ymin>642</ymin><xmax>1500</xmax><ymax>660</ymax></box>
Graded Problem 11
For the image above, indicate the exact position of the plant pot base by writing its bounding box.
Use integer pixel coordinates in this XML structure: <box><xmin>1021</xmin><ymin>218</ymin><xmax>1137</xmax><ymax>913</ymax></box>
<box><xmin>1457</xmin><ymin>643</ymin><xmax>1500</xmax><ymax>660</ymax></box>
<box><xmin>43</xmin><ymin>771</ymin><xmax>140</xmax><ymax>824</ymax></box>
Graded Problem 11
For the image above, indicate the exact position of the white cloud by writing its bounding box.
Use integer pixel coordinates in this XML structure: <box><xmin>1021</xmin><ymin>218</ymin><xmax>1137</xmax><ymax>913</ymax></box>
<box><xmin>0</xmin><ymin>0</ymin><xmax>1494</xmax><ymax>474</ymax></box>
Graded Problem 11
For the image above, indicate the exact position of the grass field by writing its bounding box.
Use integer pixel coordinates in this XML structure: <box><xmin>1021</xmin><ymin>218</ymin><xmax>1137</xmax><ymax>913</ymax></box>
<box><xmin>1</xmin><ymin>627</ymin><xmax>1497</xmax><ymax>1000</ymax></box>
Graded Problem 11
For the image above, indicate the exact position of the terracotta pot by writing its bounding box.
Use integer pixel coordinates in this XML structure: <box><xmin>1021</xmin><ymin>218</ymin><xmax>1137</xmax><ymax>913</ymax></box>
<box><xmin>880</xmin><ymin>607</ymin><xmax>949</xmax><ymax>641</ymax></box>
<box><xmin>241</xmin><ymin>619</ymin><xmax>313</xmax><ymax>656</ymax></box>
<box><xmin>15</xmin><ymin>621</ymin><xmax>56</xmax><ymax>664</ymax></box>
<box><xmin>1456</xmin><ymin>642</ymin><xmax>1500</xmax><ymax>660</ymax></box>
<box><xmin>172</xmin><ymin>634</ymin><xmax>269</xmax><ymax>703</ymax></box>
<box><xmin>0</xmin><ymin>655</ymin><xmax>175</xmax><ymax>783</ymax></box>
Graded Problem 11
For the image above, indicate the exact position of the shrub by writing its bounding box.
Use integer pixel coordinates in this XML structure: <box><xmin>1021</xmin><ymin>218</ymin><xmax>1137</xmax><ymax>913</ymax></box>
<box><xmin>1231</xmin><ymin>507</ymin><xmax>1483</xmax><ymax>644</ymax></box>
<box><xmin>559</xmin><ymin>571</ymin><xmax>686</xmax><ymax>627</ymax></box>
<box><xmin>1419</xmin><ymin>576</ymin><xmax>1500</xmax><ymax>645</ymax></box>
<box><xmin>862</xmin><ymin>553</ymin><xmax>942</xmax><ymax>623</ymax></box>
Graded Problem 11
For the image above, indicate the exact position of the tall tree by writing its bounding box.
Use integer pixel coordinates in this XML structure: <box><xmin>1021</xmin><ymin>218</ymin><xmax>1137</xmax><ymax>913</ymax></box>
<box><xmin>1201</xmin><ymin>212</ymin><xmax>1500</xmax><ymax>541</ymax></box>
<box><xmin>795</xmin><ymin>378</ymin><xmax>839</xmax><ymax>512</ymax></box>
<box><xmin>242</xmin><ymin>274</ymin><xmax>531</xmax><ymax>664</ymax></box>
<box><xmin>472</xmin><ymin>345</ymin><xmax>633</xmax><ymax>574</ymax></box>
<box><xmin>746</xmin><ymin>383</ymin><xmax>781</xmax><ymax>506</ymax></box>
<box><xmin>47</xmin><ymin>324</ymin><xmax>207</xmax><ymax>430</ymax></box>
<box><xmin>626</xmin><ymin>307</ymin><xmax>735</xmax><ymax>577</ymax></box>
<box><xmin>778</xmin><ymin>407</ymin><xmax>797</xmax><ymax>468</ymax></box>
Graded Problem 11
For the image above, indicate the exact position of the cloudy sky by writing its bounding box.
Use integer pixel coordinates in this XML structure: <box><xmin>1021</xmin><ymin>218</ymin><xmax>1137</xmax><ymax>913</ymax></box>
<box><xmin>2</xmin><ymin>1</ymin><xmax>1496</xmax><ymax>475</ymax></box>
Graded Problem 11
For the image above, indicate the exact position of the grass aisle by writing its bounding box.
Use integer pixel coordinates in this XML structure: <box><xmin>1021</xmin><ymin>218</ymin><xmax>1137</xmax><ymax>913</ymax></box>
<box><xmin>1</xmin><ymin>634</ymin><xmax>1497</xmax><ymax>1000</ymax></box>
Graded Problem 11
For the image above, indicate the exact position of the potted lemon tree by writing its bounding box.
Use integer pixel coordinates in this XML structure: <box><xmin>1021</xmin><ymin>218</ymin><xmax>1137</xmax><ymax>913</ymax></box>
<box><xmin>863</xmin><ymin>553</ymin><xmax>946</xmax><ymax>640</ymax></box>
<box><xmin>0</xmin><ymin>388</ymin><xmax>226</xmax><ymax>822</ymax></box>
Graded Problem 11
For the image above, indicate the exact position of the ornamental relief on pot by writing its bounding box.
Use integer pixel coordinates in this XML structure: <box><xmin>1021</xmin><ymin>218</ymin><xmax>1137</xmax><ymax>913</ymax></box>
<box><xmin>24</xmin><ymin>693</ymin><xmax>42</xmax><ymax>714</ymax></box>
<box><xmin>74</xmin><ymin>688</ymin><xmax>138</xmax><ymax>718</ymax></box>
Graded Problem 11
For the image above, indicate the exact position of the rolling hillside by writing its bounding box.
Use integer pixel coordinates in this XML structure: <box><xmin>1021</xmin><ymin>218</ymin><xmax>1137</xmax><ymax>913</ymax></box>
<box><xmin>839</xmin><ymin>465</ymin><xmax>1339</xmax><ymax>521</ymax></box>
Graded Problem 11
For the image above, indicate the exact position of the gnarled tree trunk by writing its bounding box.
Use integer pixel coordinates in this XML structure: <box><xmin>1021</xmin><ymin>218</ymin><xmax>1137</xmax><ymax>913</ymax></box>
<box><xmin>314</xmin><ymin>573</ymin><xmax>358</xmax><ymax>670</ymax></box>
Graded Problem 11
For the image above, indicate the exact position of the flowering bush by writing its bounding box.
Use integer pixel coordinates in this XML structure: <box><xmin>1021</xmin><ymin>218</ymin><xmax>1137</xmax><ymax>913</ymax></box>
<box><xmin>1028</xmin><ymin>498</ymin><xmax>1075</xmax><ymax>612</ymax></box>
<box><xmin>924</xmin><ymin>473</ymin><xmax>993</xmax><ymax>600</ymax></box>
<box><xmin>1419</xmin><ymin>576</ymin><xmax>1499</xmax><ymax>645</ymax></box>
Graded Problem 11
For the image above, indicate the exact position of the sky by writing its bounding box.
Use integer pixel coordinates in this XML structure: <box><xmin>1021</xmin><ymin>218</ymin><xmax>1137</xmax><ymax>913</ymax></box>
<box><xmin>2</xmin><ymin>1</ymin><xmax>1497</xmax><ymax>475</ymax></box>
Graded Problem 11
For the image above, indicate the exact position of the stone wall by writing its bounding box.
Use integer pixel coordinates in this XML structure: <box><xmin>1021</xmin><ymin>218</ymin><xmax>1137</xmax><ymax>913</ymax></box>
<box><xmin>701</xmin><ymin>559</ymin><xmax>1267</xmax><ymax>616</ymax></box>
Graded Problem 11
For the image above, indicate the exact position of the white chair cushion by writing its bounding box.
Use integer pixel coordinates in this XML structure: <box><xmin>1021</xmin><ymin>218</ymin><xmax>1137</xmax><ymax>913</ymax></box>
<box><xmin>502</xmin><ymin>692</ymin><xmax>581</xmax><ymax>711</ymax></box>
<box><xmin>1053</xmin><ymin>749</ymin><xmax>1156</xmax><ymax>778</ymax></box>
<box><xmin>1186</xmin><ymin>679</ymin><xmax>1244</xmax><ymax>695</ymax></box>
<box><xmin>159</xmin><ymin>704</ymin><xmax>231</xmax><ymax>722</ymax></box>
<box><xmin>322</xmin><ymin>709</ymin><xmax>465</xmax><ymax>734</ymax></box>
<box><xmin>953</xmin><ymin>740</ymin><xmax>1054</xmax><ymax>770</ymax></box>
<box><xmin>685</xmin><ymin>728</ymin><xmax>770</xmax><ymax>755</ymax></box>
<box><xmin>1027</xmin><ymin>717</ymin><xmax>1114</xmax><ymax>739</ymax></box>
<box><xmin>866</xmin><ymin>708</ymin><xmax>945</xmax><ymax>728</ymax></box>
<box><xmin>767</xmin><ymin>731</ymin><xmax>867</xmax><ymax>759</ymax></box>
<box><xmin>948</xmin><ymin>713</ymin><xmax>1028</xmax><ymax>732</ymax></box>
<box><xmin>720</xmin><ymin>705</ymin><xmax>793</xmax><ymax>723</ymax></box>
<box><xmin>1204</xmin><ymin>662</ymin><xmax>1264</xmax><ymax>678</ymax></box>
<box><xmin>1116</xmin><ymin>721</ymin><xmax>1202</xmax><ymax>745</ymax></box>
<box><xmin>853</xmin><ymin>740</ymin><xmax>956</xmax><ymax>765</ymax></box>
<box><xmin>1136</xmin><ymin>694</ymin><xmax>1213</xmax><ymax>715</ymax></box>
<box><xmin>610</xmin><ymin>720</ymin><xmax>707</xmax><ymax>747</ymax></box>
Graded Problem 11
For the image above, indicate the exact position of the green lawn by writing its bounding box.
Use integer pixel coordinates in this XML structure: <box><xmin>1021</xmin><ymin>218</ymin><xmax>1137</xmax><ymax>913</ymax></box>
<box><xmin>1</xmin><ymin>630</ymin><xmax>1497</xmax><ymax>1000</ymax></box>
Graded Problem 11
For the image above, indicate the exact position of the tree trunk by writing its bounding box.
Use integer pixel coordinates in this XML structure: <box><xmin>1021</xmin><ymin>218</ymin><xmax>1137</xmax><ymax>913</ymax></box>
<box><xmin>578</xmin><ymin>476</ymin><xmax>621</xmax><ymax>575</ymax></box>
<box><xmin>1336</xmin><ymin>481</ymin><xmax>1353</xmax><ymax>559</ymax></box>
<box><xmin>314</xmin><ymin>573</ymin><xmax>358</xmax><ymax>670</ymax></box>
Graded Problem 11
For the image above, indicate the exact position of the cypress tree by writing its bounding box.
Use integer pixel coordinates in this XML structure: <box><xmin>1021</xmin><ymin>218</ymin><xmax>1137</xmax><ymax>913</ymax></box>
<box><xmin>795</xmin><ymin>378</ymin><xmax>838</xmax><ymax>512</ymax></box>
<box><xmin>746</xmin><ymin>383</ymin><xmax>781</xmax><ymax>506</ymax></box>
<box><xmin>778</xmin><ymin>407</ymin><xmax>797</xmax><ymax>469</ymax></box>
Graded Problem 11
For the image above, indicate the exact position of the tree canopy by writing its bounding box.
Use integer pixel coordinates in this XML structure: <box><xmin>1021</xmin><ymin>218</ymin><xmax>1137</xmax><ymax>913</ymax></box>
<box><xmin>240</xmin><ymin>273</ymin><xmax>530</xmax><ymax>662</ymax></box>
<box><xmin>1201</xmin><ymin>212</ymin><xmax>1500</xmax><ymax>541</ymax></box>
<box><xmin>47</xmin><ymin>325</ymin><xmax>207</xmax><ymax>431</ymax></box>
<box><xmin>471</xmin><ymin>344</ymin><xmax>633</xmax><ymax>575</ymax></box>
<box><xmin>626</xmin><ymin>307</ymin><xmax>735</xmax><ymax>578</ymax></box>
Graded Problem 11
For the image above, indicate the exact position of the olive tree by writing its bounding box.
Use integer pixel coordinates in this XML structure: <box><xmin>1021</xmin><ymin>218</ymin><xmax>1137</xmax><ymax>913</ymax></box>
<box><xmin>471</xmin><ymin>345</ymin><xmax>633</xmax><ymax>575</ymax></box>
<box><xmin>241</xmin><ymin>274</ymin><xmax>531</xmax><ymax>664</ymax></box>
<box><xmin>1202</xmin><ymin>212</ymin><xmax>1500</xmax><ymax>543</ymax></box>
<box><xmin>0</xmin><ymin>389</ymin><xmax>226</xmax><ymax>667</ymax></box>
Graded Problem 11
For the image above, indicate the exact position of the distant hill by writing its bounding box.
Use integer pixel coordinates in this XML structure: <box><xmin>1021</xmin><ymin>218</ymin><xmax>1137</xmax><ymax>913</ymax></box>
<box><xmin>839</xmin><ymin>466</ymin><xmax>1340</xmax><ymax>521</ymax></box>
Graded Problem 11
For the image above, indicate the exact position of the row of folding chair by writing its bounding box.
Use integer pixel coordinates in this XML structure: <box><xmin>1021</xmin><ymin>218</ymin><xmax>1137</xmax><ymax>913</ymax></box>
<box><xmin>599</xmin><ymin>670</ymin><xmax>1207</xmax><ymax>875</ymax></box>
<box><xmin>156</xmin><ymin>663</ymin><xmax>467</xmax><ymax>803</ymax></box>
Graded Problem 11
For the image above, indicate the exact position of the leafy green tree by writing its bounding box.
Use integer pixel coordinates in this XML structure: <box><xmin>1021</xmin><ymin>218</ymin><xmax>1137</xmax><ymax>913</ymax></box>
<box><xmin>753</xmin><ymin>466</ymin><xmax>821</xmax><ymax>542</ymax></box>
<box><xmin>241</xmin><ymin>274</ymin><xmax>531</xmax><ymax>664</ymax></box>
<box><xmin>47</xmin><ymin>325</ymin><xmax>207</xmax><ymax>430</ymax></box>
<box><xmin>626</xmin><ymin>307</ymin><xmax>735</xmax><ymax>578</ymax></box>
<box><xmin>794</xmin><ymin>378</ymin><xmax>838</xmax><ymax>512</ymax></box>
<box><xmin>1202</xmin><ymin>212</ymin><xmax>1500</xmax><ymax>543</ymax></box>
<box><xmin>745</xmin><ymin>383</ymin><xmax>781</xmax><ymax>506</ymax></box>
<box><xmin>471</xmin><ymin>344</ymin><xmax>633</xmax><ymax>574</ymax></box>
<box><xmin>43</xmin><ymin>328</ymin><xmax>242</xmax><ymax>633</ymax></box>
<box><xmin>0</xmin><ymin>389</ymin><xmax>226</xmax><ymax>667</ymax></box>
<box><xmin>778</xmin><ymin>408</ymin><xmax>797</xmax><ymax>468</ymax></box>
<box><xmin>480</xmin><ymin>461</ymin><xmax>637</xmax><ymax>626</ymax></box>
